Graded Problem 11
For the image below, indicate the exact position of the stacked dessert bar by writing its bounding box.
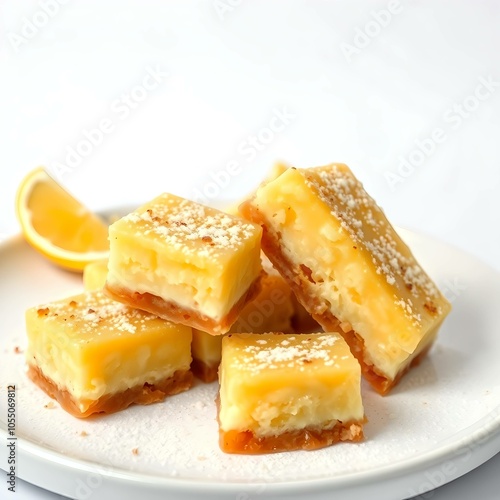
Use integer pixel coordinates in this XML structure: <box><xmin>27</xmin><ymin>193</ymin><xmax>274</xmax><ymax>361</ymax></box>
<box><xmin>25</xmin><ymin>164</ymin><xmax>451</xmax><ymax>454</ymax></box>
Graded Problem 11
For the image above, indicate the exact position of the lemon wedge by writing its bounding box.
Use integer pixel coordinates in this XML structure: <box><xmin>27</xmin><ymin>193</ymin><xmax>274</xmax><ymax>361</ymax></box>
<box><xmin>15</xmin><ymin>167</ymin><xmax>109</xmax><ymax>271</ymax></box>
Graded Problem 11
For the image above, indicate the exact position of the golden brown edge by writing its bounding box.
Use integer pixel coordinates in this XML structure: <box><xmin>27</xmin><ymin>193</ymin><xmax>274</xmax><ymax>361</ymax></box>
<box><xmin>104</xmin><ymin>273</ymin><xmax>263</xmax><ymax>336</ymax></box>
<box><xmin>219</xmin><ymin>421</ymin><xmax>364</xmax><ymax>454</ymax></box>
<box><xmin>215</xmin><ymin>391</ymin><xmax>364</xmax><ymax>455</ymax></box>
<box><xmin>27</xmin><ymin>364</ymin><xmax>193</xmax><ymax>418</ymax></box>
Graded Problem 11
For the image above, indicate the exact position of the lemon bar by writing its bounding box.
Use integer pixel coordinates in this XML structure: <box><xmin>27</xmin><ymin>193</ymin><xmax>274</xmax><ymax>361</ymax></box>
<box><xmin>218</xmin><ymin>332</ymin><xmax>364</xmax><ymax>454</ymax></box>
<box><xmin>191</xmin><ymin>265</ymin><xmax>294</xmax><ymax>382</ymax></box>
<box><xmin>25</xmin><ymin>291</ymin><xmax>193</xmax><ymax>418</ymax></box>
<box><xmin>240</xmin><ymin>164</ymin><xmax>451</xmax><ymax>394</ymax></box>
<box><xmin>105</xmin><ymin>194</ymin><xmax>262</xmax><ymax>335</ymax></box>
<box><xmin>83</xmin><ymin>259</ymin><xmax>108</xmax><ymax>291</ymax></box>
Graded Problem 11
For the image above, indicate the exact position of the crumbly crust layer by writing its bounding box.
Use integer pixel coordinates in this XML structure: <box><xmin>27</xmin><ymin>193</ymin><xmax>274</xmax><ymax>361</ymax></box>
<box><xmin>27</xmin><ymin>364</ymin><xmax>193</xmax><ymax>418</ymax></box>
<box><xmin>240</xmin><ymin>201</ymin><xmax>433</xmax><ymax>395</ymax></box>
<box><xmin>104</xmin><ymin>274</ymin><xmax>262</xmax><ymax>336</ymax></box>
<box><xmin>220</xmin><ymin>420</ymin><xmax>363</xmax><ymax>454</ymax></box>
<box><xmin>191</xmin><ymin>358</ymin><xmax>219</xmax><ymax>383</ymax></box>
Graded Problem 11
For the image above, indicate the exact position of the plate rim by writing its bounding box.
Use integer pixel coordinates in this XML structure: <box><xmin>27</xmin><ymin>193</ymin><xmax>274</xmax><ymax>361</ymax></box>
<box><xmin>9</xmin><ymin>419</ymin><xmax>500</xmax><ymax>499</ymax></box>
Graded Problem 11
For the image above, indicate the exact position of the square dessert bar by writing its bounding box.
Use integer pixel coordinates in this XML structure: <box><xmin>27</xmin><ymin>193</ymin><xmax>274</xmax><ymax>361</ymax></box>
<box><xmin>105</xmin><ymin>193</ymin><xmax>263</xmax><ymax>335</ymax></box>
<box><xmin>25</xmin><ymin>290</ymin><xmax>193</xmax><ymax>418</ymax></box>
<box><xmin>191</xmin><ymin>261</ymin><xmax>295</xmax><ymax>382</ymax></box>
<box><xmin>240</xmin><ymin>164</ymin><xmax>452</xmax><ymax>394</ymax></box>
<box><xmin>218</xmin><ymin>332</ymin><xmax>364</xmax><ymax>454</ymax></box>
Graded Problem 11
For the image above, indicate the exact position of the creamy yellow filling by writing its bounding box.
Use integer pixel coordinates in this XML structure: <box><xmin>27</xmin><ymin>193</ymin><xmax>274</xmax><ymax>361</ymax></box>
<box><xmin>107</xmin><ymin>194</ymin><xmax>262</xmax><ymax>321</ymax></box>
<box><xmin>219</xmin><ymin>333</ymin><xmax>364</xmax><ymax>436</ymax></box>
<box><xmin>25</xmin><ymin>291</ymin><xmax>192</xmax><ymax>411</ymax></box>
<box><xmin>252</xmin><ymin>166</ymin><xmax>451</xmax><ymax>381</ymax></box>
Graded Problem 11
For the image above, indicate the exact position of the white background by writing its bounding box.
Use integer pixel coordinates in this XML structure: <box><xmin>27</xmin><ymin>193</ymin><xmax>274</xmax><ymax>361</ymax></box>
<box><xmin>0</xmin><ymin>0</ymin><xmax>499</xmax><ymax>499</ymax></box>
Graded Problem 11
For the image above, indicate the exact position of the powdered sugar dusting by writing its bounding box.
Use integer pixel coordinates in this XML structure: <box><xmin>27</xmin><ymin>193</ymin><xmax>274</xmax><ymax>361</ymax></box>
<box><xmin>122</xmin><ymin>194</ymin><xmax>259</xmax><ymax>258</ymax></box>
<box><xmin>302</xmin><ymin>165</ymin><xmax>442</xmax><ymax>322</ymax></box>
<box><xmin>35</xmin><ymin>290</ymin><xmax>162</xmax><ymax>337</ymax></box>
<box><xmin>229</xmin><ymin>333</ymin><xmax>342</xmax><ymax>372</ymax></box>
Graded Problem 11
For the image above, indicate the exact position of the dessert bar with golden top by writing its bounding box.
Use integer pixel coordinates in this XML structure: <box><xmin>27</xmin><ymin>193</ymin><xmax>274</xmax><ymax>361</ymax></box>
<box><xmin>240</xmin><ymin>164</ymin><xmax>452</xmax><ymax>394</ymax></box>
<box><xmin>25</xmin><ymin>290</ymin><xmax>193</xmax><ymax>418</ymax></box>
<box><xmin>218</xmin><ymin>332</ymin><xmax>364</xmax><ymax>454</ymax></box>
<box><xmin>191</xmin><ymin>260</ymin><xmax>295</xmax><ymax>382</ymax></box>
<box><xmin>105</xmin><ymin>193</ymin><xmax>263</xmax><ymax>335</ymax></box>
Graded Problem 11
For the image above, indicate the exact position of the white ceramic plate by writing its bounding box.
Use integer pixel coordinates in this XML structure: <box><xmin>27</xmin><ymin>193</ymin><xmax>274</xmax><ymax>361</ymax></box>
<box><xmin>1</xmin><ymin>228</ymin><xmax>500</xmax><ymax>500</ymax></box>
